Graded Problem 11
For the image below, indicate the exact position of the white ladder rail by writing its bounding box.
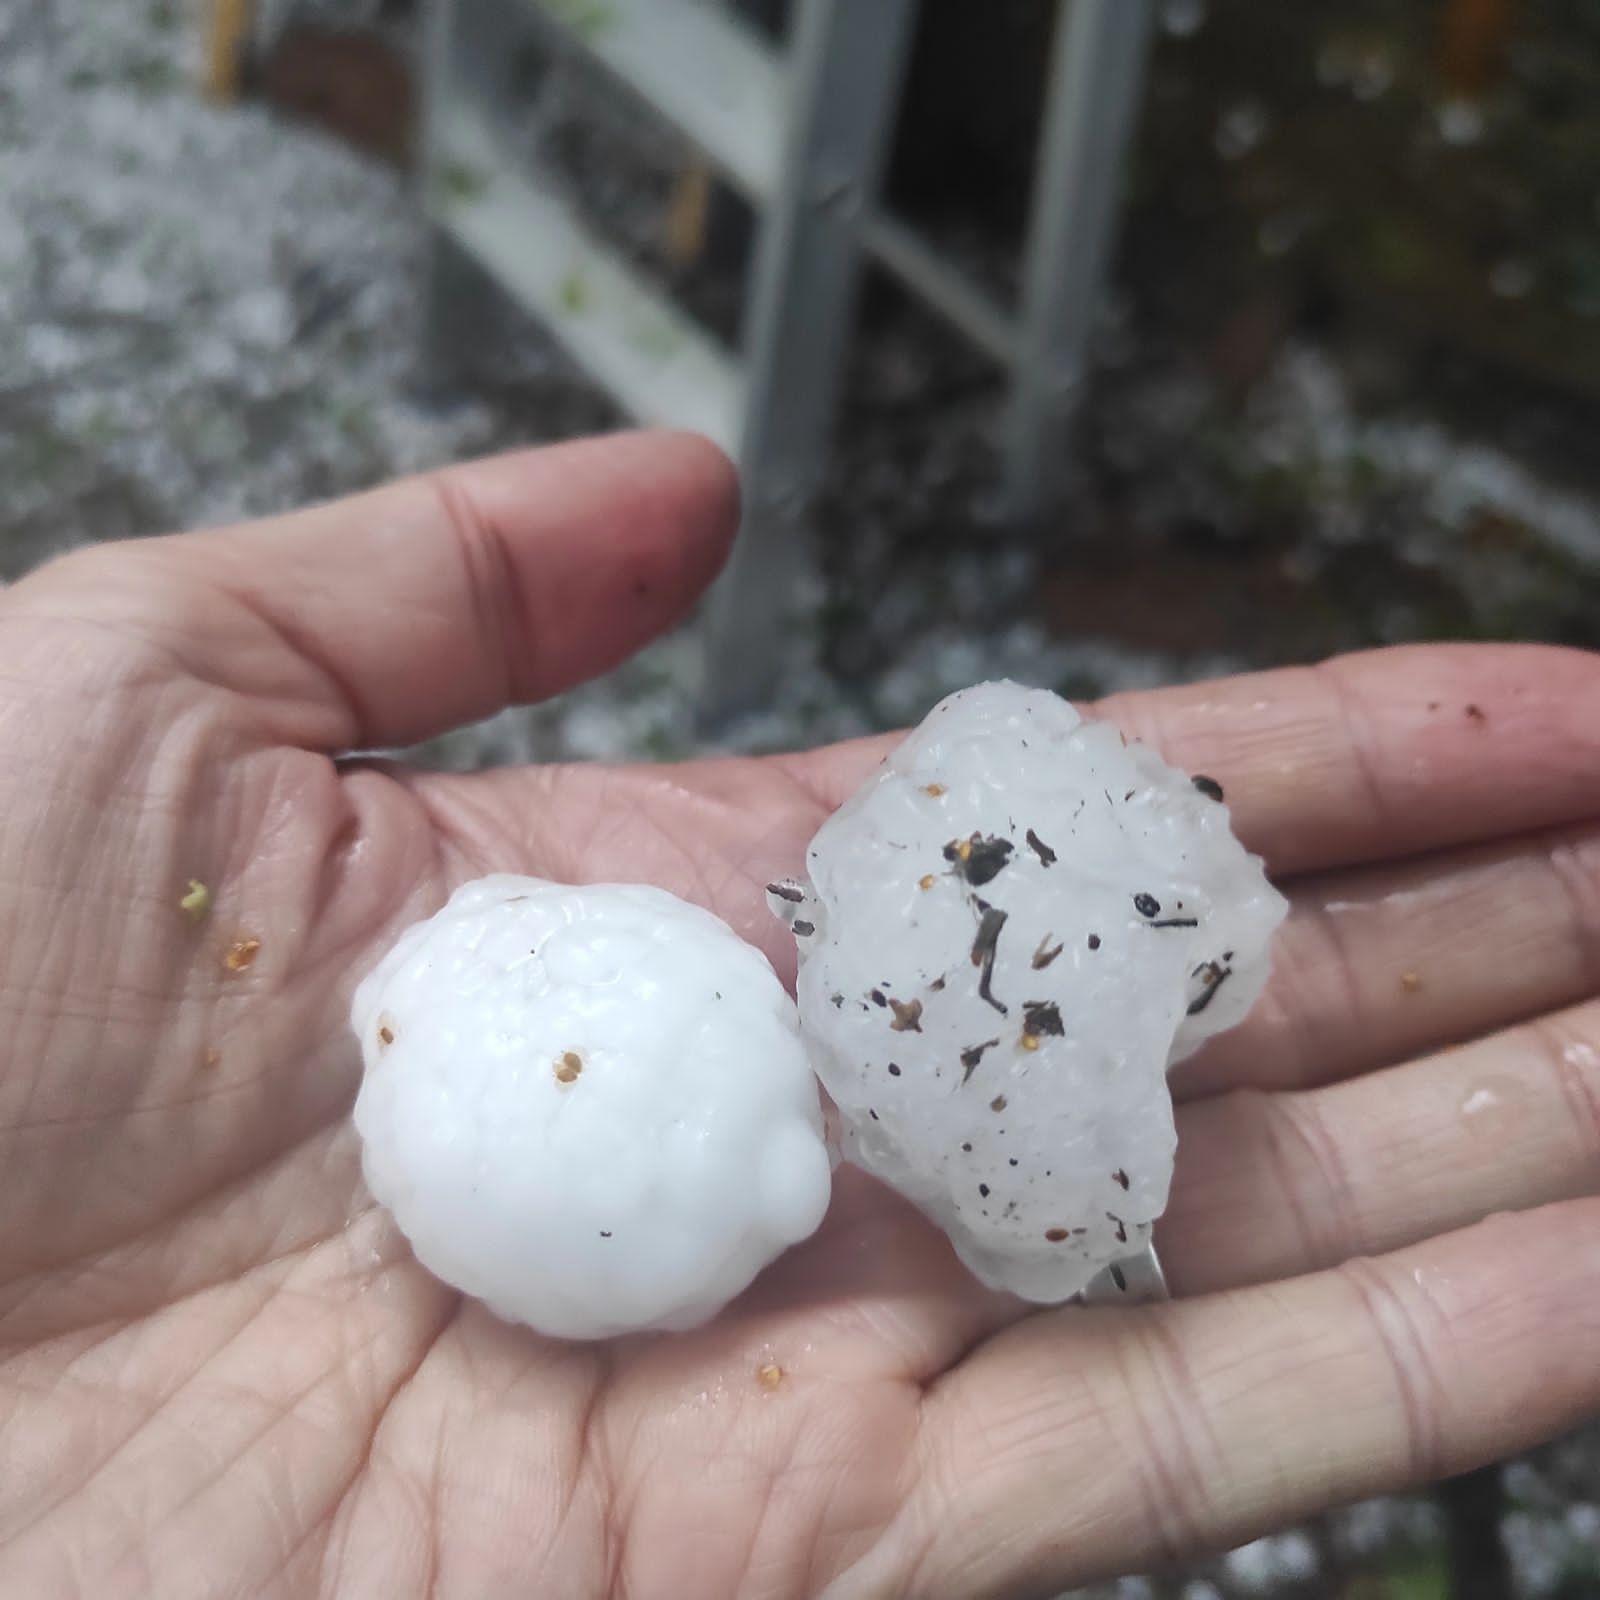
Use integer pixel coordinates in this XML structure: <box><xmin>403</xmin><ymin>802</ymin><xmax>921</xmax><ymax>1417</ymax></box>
<box><xmin>516</xmin><ymin>0</ymin><xmax>786</xmax><ymax>202</ymax></box>
<box><xmin>431</xmin><ymin>98</ymin><xmax>745</xmax><ymax>448</ymax></box>
<box><xmin>1006</xmin><ymin>0</ymin><xmax>1156</xmax><ymax>517</ymax></box>
<box><xmin>513</xmin><ymin>0</ymin><xmax>1029</xmax><ymax>375</ymax></box>
<box><xmin>699</xmin><ymin>0</ymin><xmax>920</xmax><ymax>714</ymax></box>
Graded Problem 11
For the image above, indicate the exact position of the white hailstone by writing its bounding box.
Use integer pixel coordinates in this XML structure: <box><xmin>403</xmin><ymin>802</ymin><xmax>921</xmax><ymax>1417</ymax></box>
<box><xmin>771</xmin><ymin>681</ymin><xmax>1286</xmax><ymax>1303</ymax></box>
<box><xmin>351</xmin><ymin>875</ymin><xmax>832</xmax><ymax>1340</ymax></box>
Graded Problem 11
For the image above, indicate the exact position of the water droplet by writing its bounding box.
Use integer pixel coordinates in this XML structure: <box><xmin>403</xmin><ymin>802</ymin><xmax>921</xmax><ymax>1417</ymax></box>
<box><xmin>1411</xmin><ymin>1264</ymin><xmax>1453</xmax><ymax>1299</ymax></box>
<box><xmin>1459</xmin><ymin>1077</ymin><xmax>1527</xmax><ymax>1142</ymax></box>
<box><xmin>1562</xmin><ymin>1039</ymin><xmax>1598</xmax><ymax>1072</ymax></box>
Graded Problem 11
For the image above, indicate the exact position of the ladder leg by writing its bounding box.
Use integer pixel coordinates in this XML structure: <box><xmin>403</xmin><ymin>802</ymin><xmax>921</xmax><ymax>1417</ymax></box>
<box><xmin>698</xmin><ymin>0</ymin><xmax>921</xmax><ymax>722</ymax></box>
<box><xmin>420</xmin><ymin>224</ymin><xmax>515</xmax><ymax>389</ymax></box>
<box><xmin>1003</xmin><ymin>0</ymin><xmax>1154</xmax><ymax>521</ymax></box>
<box><xmin>418</xmin><ymin>0</ymin><xmax>463</xmax><ymax>382</ymax></box>
<box><xmin>416</xmin><ymin>0</ymin><xmax>515</xmax><ymax>389</ymax></box>
<box><xmin>416</xmin><ymin>0</ymin><xmax>521</xmax><ymax>387</ymax></box>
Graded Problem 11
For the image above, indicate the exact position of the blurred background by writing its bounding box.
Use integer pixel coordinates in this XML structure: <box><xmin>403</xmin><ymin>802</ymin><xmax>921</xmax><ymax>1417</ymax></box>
<box><xmin>2</xmin><ymin>0</ymin><xmax>1597</xmax><ymax>1594</ymax></box>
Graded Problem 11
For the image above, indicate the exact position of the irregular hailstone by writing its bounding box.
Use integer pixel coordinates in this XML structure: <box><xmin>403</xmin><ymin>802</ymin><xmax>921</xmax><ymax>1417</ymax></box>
<box><xmin>352</xmin><ymin>876</ymin><xmax>832</xmax><ymax>1340</ymax></box>
<box><xmin>771</xmin><ymin>681</ymin><xmax>1287</xmax><ymax>1302</ymax></box>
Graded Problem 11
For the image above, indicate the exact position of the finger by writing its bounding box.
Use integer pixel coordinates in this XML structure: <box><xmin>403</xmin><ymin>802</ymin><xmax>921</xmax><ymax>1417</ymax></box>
<box><xmin>830</xmin><ymin>1196</ymin><xmax>1600</xmax><ymax>1598</ymax></box>
<box><xmin>783</xmin><ymin>644</ymin><xmax>1600</xmax><ymax>877</ymax></box>
<box><xmin>1176</xmin><ymin>816</ymin><xmax>1600</xmax><ymax>1099</ymax></box>
<box><xmin>403</xmin><ymin>754</ymin><xmax>833</xmax><ymax>976</ymax></box>
<box><xmin>1097</xmin><ymin>644</ymin><xmax>1600</xmax><ymax>874</ymax></box>
<box><xmin>14</xmin><ymin>431</ymin><xmax>739</xmax><ymax>749</ymax></box>
<box><xmin>1161</xmin><ymin>998</ymin><xmax>1600</xmax><ymax>1295</ymax></box>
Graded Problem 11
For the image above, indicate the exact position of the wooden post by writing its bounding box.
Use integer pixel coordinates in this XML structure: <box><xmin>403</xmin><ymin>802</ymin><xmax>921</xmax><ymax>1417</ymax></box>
<box><xmin>1438</xmin><ymin>0</ymin><xmax>1521</xmax><ymax>101</ymax></box>
<box><xmin>663</xmin><ymin>165</ymin><xmax>714</xmax><ymax>272</ymax></box>
<box><xmin>205</xmin><ymin>0</ymin><xmax>256</xmax><ymax>104</ymax></box>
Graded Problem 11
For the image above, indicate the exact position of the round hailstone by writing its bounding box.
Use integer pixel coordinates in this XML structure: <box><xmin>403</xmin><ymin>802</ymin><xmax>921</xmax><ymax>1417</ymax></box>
<box><xmin>352</xmin><ymin>875</ymin><xmax>832</xmax><ymax>1340</ymax></box>
<box><xmin>771</xmin><ymin>681</ymin><xmax>1287</xmax><ymax>1303</ymax></box>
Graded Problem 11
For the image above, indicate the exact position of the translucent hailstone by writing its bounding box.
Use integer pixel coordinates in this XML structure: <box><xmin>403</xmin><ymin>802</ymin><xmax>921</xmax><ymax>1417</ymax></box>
<box><xmin>772</xmin><ymin>682</ymin><xmax>1286</xmax><ymax>1302</ymax></box>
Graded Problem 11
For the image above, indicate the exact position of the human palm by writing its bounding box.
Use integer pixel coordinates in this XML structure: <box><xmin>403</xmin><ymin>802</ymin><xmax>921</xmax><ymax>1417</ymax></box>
<box><xmin>1</xmin><ymin>432</ymin><xmax>1596</xmax><ymax>1599</ymax></box>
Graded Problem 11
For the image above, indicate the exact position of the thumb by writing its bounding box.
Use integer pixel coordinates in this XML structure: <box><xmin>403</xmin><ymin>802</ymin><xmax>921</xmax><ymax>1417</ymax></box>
<box><xmin>16</xmin><ymin>430</ymin><xmax>739</xmax><ymax>750</ymax></box>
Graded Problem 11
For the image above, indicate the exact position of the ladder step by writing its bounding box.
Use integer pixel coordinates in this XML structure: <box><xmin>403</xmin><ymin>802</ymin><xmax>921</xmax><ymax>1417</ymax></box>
<box><xmin>524</xmin><ymin>1</ymin><xmax>1019</xmax><ymax>373</ymax></box>
<box><xmin>430</xmin><ymin>105</ymin><xmax>746</xmax><ymax>453</ymax></box>
<box><xmin>862</xmin><ymin>211</ymin><xmax>1018</xmax><ymax>370</ymax></box>
<box><xmin>522</xmin><ymin>0</ymin><xmax>785</xmax><ymax>201</ymax></box>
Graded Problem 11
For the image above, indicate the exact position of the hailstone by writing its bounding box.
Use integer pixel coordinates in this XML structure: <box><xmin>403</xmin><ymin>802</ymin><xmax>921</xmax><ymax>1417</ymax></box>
<box><xmin>771</xmin><ymin>681</ymin><xmax>1287</xmax><ymax>1303</ymax></box>
<box><xmin>351</xmin><ymin>875</ymin><xmax>832</xmax><ymax>1340</ymax></box>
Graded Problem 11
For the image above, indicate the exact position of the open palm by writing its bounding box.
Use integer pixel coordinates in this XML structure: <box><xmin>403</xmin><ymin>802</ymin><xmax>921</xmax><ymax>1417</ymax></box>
<box><xmin>1</xmin><ymin>432</ymin><xmax>1596</xmax><ymax>1599</ymax></box>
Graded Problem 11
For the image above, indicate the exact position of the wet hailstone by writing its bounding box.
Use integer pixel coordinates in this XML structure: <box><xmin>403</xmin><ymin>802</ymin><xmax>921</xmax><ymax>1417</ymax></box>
<box><xmin>1216</xmin><ymin>100</ymin><xmax>1270</xmax><ymax>161</ymax></box>
<box><xmin>1350</xmin><ymin>49</ymin><xmax>1395</xmax><ymax>101</ymax></box>
<box><xmin>1438</xmin><ymin>97</ymin><xmax>1488</xmax><ymax>146</ymax></box>
<box><xmin>1161</xmin><ymin>0</ymin><xmax>1207</xmax><ymax>39</ymax></box>
<box><xmin>1223</xmin><ymin>1529</ymin><xmax>1321</xmax><ymax>1592</ymax></box>
<box><xmin>1491</xmin><ymin>258</ymin><xmax>1537</xmax><ymax>300</ymax></box>
<box><xmin>772</xmin><ymin>681</ymin><xmax>1287</xmax><ymax>1302</ymax></box>
<box><xmin>1258</xmin><ymin>210</ymin><xmax>1315</xmax><ymax>259</ymax></box>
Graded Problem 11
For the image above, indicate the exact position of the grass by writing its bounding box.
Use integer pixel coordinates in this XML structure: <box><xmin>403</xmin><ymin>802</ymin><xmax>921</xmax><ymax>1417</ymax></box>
<box><xmin>1343</xmin><ymin>1548</ymin><xmax>1450</xmax><ymax>1600</ymax></box>
<box><xmin>559</xmin><ymin>270</ymin><xmax>590</xmax><ymax>314</ymax></box>
<box><xmin>536</xmin><ymin>0</ymin><xmax>618</xmax><ymax>45</ymax></box>
<box><xmin>432</xmin><ymin>161</ymin><xmax>490</xmax><ymax>207</ymax></box>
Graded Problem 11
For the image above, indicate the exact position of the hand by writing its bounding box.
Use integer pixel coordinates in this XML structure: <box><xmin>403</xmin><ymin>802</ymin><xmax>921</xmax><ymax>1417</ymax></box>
<box><xmin>0</xmin><ymin>432</ymin><xmax>1596</xmax><ymax>1600</ymax></box>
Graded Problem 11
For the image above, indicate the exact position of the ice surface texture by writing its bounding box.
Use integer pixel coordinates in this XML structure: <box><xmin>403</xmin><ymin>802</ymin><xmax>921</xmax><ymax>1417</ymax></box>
<box><xmin>352</xmin><ymin>876</ymin><xmax>832</xmax><ymax>1340</ymax></box>
<box><xmin>775</xmin><ymin>681</ymin><xmax>1287</xmax><ymax>1302</ymax></box>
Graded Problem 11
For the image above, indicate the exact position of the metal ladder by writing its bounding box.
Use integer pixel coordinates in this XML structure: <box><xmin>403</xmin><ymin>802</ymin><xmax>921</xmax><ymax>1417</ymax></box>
<box><xmin>421</xmin><ymin>0</ymin><xmax>1154</xmax><ymax>715</ymax></box>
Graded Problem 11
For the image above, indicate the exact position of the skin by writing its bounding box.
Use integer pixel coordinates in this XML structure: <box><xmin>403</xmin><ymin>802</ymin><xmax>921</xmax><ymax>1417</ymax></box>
<box><xmin>0</xmin><ymin>430</ymin><xmax>1596</xmax><ymax>1599</ymax></box>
